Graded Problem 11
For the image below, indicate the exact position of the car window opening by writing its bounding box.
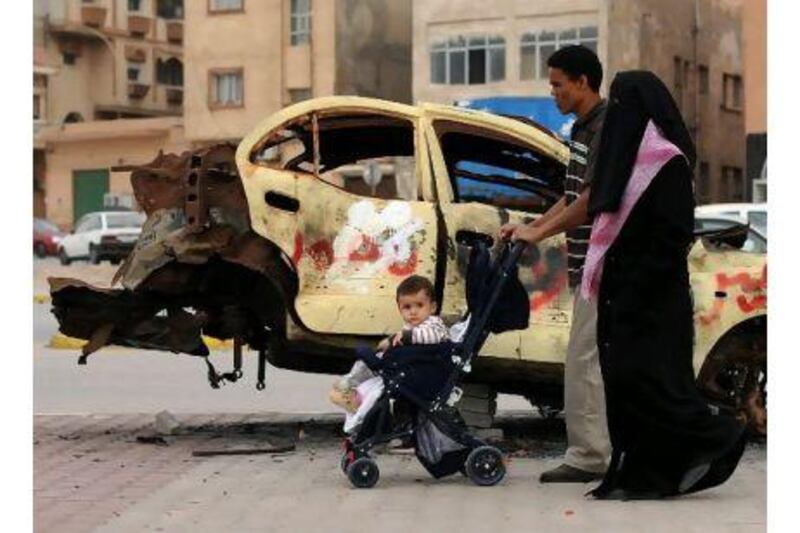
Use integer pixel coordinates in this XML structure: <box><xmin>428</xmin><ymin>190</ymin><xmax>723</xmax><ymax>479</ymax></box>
<box><xmin>433</xmin><ymin>120</ymin><xmax>564</xmax><ymax>213</ymax></box>
<box><xmin>252</xmin><ymin>112</ymin><xmax>419</xmax><ymax>201</ymax></box>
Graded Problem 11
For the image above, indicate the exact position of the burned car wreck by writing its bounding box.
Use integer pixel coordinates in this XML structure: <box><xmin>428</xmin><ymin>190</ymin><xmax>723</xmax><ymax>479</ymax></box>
<box><xmin>50</xmin><ymin>97</ymin><xmax>767</xmax><ymax>433</ymax></box>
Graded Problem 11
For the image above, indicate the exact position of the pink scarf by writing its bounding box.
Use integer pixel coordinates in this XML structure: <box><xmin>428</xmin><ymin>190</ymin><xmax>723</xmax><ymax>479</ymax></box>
<box><xmin>581</xmin><ymin>120</ymin><xmax>686</xmax><ymax>301</ymax></box>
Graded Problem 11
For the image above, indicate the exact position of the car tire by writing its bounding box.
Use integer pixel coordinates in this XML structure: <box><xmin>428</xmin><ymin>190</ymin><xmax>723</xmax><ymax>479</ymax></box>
<box><xmin>58</xmin><ymin>248</ymin><xmax>71</xmax><ymax>266</ymax></box>
<box><xmin>34</xmin><ymin>243</ymin><xmax>47</xmax><ymax>258</ymax></box>
<box><xmin>89</xmin><ymin>245</ymin><xmax>100</xmax><ymax>265</ymax></box>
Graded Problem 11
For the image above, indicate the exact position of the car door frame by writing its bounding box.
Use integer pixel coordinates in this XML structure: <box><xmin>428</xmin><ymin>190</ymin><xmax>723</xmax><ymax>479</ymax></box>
<box><xmin>421</xmin><ymin>111</ymin><xmax>573</xmax><ymax>364</ymax></box>
<box><xmin>236</xmin><ymin>99</ymin><xmax>440</xmax><ymax>336</ymax></box>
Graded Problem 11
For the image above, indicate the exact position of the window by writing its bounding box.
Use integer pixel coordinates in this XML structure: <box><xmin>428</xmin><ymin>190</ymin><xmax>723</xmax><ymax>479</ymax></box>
<box><xmin>289</xmin><ymin>88</ymin><xmax>312</xmax><ymax>103</ymax></box>
<box><xmin>695</xmin><ymin>218</ymin><xmax>766</xmax><ymax>254</ymax></box>
<box><xmin>290</xmin><ymin>0</ymin><xmax>311</xmax><ymax>45</ymax></box>
<box><xmin>698</xmin><ymin>64</ymin><xmax>709</xmax><ymax>95</ymax></box>
<box><xmin>748</xmin><ymin>211</ymin><xmax>767</xmax><ymax>236</ymax></box>
<box><xmin>209</xmin><ymin>0</ymin><xmax>243</xmax><ymax>13</ymax></box>
<box><xmin>433</xmin><ymin>120</ymin><xmax>564</xmax><ymax>213</ymax></box>
<box><xmin>520</xmin><ymin>26</ymin><xmax>597</xmax><ymax>80</ymax></box>
<box><xmin>128</xmin><ymin>0</ymin><xmax>143</xmax><ymax>12</ymax></box>
<box><xmin>34</xmin><ymin>94</ymin><xmax>42</xmax><ymax>121</ymax></box>
<box><xmin>157</xmin><ymin>58</ymin><xmax>183</xmax><ymax>86</ymax></box>
<box><xmin>722</xmin><ymin>166</ymin><xmax>744</xmax><ymax>201</ymax></box>
<box><xmin>430</xmin><ymin>35</ymin><xmax>505</xmax><ymax>85</ymax></box>
<box><xmin>210</xmin><ymin>69</ymin><xmax>243</xmax><ymax>107</ymax></box>
<box><xmin>157</xmin><ymin>0</ymin><xmax>183</xmax><ymax>18</ymax></box>
<box><xmin>723</xmin><ymin>73</ymin><xmax>743</xmax><ymax>110</ymax></box>
<box><xmin>106</xmin><ymin>212</ymin><xmax>146</xmax><ymax>229</ymax></box>
<box><xmin>251</xmin><ymin>112</ymin><xmax>419</xmax><ymax>201</ymax></box>
<box><xmin>76</xmin><ymin>215</ymin><xmax>102</xmax><ymax>234</ymax></box>
<box><xmin>127</xmin><ymin>64</ymin><xmax>141</xmax><ymax>82</ymax></box>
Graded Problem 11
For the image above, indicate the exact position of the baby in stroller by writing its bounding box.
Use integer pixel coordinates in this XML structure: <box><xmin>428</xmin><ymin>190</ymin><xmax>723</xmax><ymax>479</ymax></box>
<box><xmin>329</xmin><ymin>275</ymin><xmax>449</xmax><ymax>434</ymax></box>
<box><xmin>338</xmin><ymin>241</ymin><xmax>531</xmax><ymax>489</ymax></box>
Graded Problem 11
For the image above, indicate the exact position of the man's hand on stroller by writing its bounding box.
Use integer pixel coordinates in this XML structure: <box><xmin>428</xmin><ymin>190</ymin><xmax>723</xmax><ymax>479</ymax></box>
<box><xmin>498</xmin><ymin>223</ymin><xmax>519</xmax><ymax>241</ymax></box>
<box><xmin>377</xmin><ymin>337</ymin><xmax>391</xmax><ymax>351</ymax></box>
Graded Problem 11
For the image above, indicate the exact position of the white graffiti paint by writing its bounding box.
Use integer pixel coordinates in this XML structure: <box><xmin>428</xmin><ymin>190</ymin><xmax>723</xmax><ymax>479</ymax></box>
<box><xmin>326</xmin><ymin>200</ymin><xmax>424</xmax><ymax>284</ymax></box>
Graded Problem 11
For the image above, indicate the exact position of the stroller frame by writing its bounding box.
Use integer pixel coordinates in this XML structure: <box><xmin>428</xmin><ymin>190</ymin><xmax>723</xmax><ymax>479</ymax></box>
<box><xmin>341</xmin><ymin>242</ymin><xmax>528</xmax><ymax>488</ymax></box>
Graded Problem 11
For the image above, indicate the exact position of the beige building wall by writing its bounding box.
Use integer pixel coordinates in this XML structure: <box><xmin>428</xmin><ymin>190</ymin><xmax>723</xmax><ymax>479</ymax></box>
<box><xmin>413</xmin><ymin>0</ymin><xmax>603</xmax><ymax>104</ymax></box>
<box><xmin>412</xmin><ymin>0</ymin><xmax>745</xmax><ymax>202</ymax></box>
<box><xmin>38</xmin><ymin>117</ymin><xmax>188</xmax><ymax>229</ymax></box>
<box><xmin>184</xmin><ymin>0</ymin><xmax>337</xmax><ymax>144</ymax></box>
<box><xmin>743</xmin><ymin>0</ymin><xmax>766</xmax><ymax>134</ymax></box>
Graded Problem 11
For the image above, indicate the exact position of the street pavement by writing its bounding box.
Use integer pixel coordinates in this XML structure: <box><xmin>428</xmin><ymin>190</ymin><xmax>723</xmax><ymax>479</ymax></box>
<box><xmin>32</xmin><ymin>258</ymin><xmax>767</xmax><ymax>532</ymax></box>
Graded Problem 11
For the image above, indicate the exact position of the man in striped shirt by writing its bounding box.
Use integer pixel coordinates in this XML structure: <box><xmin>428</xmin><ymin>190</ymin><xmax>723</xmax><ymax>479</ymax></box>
<box><xmin>500</xmin><ymin>45</ymin><xmax>610</xmax><ymax>483</ymax></box>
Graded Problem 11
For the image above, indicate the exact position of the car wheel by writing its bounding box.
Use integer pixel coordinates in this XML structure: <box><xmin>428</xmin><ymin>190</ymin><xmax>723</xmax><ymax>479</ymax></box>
<box><xmin>89</xmin><ymin>245</ymin><xmax>100</xmax><ymax>265</ymax></box>
<box><xmin>34</xmin><ymin>243</ymin><xmax>47</xmax><ymax>258</ymax></box>
<box><xmin>58</xmin><ymin>248</ymin><xmax>71</xmax><ymax>266</ymax></box>
<box><xmin>698</xmin><ymin>327</ymin><xmax>767</xmax><ymax>437</ymax></box>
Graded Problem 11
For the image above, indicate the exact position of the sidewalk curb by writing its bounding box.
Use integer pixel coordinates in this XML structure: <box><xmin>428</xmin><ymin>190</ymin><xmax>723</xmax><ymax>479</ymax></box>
<box><xmin>46</xmin><ymin>333</ymin><xmax>235</xmax><ymax>350</ymax></box>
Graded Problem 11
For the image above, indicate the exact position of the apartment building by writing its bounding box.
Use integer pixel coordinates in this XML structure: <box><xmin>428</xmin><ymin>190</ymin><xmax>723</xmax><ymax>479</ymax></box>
<box><xmin>413</xmin><ymin>0</ymin><xmax>747</xmax><ymax>203</ymax></box>
<box><xmin>34</xmin><ymin>0</ymin><xmax>188</xmax><ymax>227</ymax></box>
<box><xmin>183</xmin><ymin>0</ymin><xmax>412</xmax><ymax>145</ymax></box>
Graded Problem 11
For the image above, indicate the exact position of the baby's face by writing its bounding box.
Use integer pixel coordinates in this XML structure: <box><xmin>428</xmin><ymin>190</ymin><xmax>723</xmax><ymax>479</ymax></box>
<box><xmin>397</xmin><ymin>290</ymin><xmax>435</xmax><ymax>327</ymax></box>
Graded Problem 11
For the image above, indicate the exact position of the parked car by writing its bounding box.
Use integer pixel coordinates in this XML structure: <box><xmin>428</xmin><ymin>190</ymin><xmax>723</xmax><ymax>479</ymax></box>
<box><xmin>696</xmin><ymin>203</ymin><xmax>767</xmax><ymax>237</ymax></box>
<box><xmin>695</xmin><ymin>213</ymin><xmax>767</xmax><ymax>254</ymax></box>
<box><xmin>58</xmin><ymin>210</ymin><xmax>146</xmax><ymax>265</ymax></box>
<box><xmin>49</xmin><ymin>97</ymin><xmax>767</xmax><ymax>434</ymax></box>
<box><xmin>33</xmin><ymin>218</ymin><xmax>65</xmax><ymax>258</ymax></box>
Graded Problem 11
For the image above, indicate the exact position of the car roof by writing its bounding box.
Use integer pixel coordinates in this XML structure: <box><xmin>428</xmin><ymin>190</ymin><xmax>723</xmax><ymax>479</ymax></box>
<box><xmin>695</xmin><ymin>203</ymin><xmax>766</xmax><ymax>214</ymax></box>
<box><xmin>237</xmin><ymin>96</ymin><xmax>570</xmax><ymax>166</ymax></box>
<box><xmin>695</xmin><ymin>213</ymin><xmax>767</xmax><ymax>240</ymax></box>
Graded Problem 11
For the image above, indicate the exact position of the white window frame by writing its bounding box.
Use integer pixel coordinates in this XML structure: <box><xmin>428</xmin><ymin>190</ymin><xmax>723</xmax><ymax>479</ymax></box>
<box><xmin>210</xmin><ymin>70</ymin><xmax>244</xmax><ymax>107</ymax></box>
<box><xmin>519</xmin><ymin>26</ymin><xmax>598</xmax><ymax>80</ymax></box>
<box><xmin>430</xmin><ymin>34</ymin><xmax>506</xmax><ymax>85</ymax></box>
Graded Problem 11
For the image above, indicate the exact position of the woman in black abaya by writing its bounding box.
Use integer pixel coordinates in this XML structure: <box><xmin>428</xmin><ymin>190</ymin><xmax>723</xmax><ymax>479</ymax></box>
<box><xmin>581</xmin><ymin>71</ymin><xmax>746</xmax><ymax>500</ymax></box>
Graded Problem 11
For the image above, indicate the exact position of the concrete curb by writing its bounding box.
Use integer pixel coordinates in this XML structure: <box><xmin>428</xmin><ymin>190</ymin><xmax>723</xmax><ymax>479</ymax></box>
<box><xmin>46</xmin><ymin>333</ymin><xmax>235</xmax><ymax>351</ymax></box>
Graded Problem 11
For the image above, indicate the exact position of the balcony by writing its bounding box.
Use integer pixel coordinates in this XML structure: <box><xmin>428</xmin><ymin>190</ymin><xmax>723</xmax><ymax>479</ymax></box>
<box><xmin>81</xmin><ymin>6</ymin><xmax>107</xmax><ymax>28</ymax></box>
<box><xmin>165</xmin><ymin>88</ymin><xmax>183</xmax><ymax>106</ymax></box>
<box><xmin>128</xmin><ymin>15</ymin><xmax>152</xmax><ymax>38</ymax></box>
<box><xmin>128</xmin><ymin>83</ymin><xmax>151</xmax><ymax>99</ymax></box>
<box><xmin>124</xmin><ymin>45</ymin><xmax>147</xmax><ymax>63</ymax></box>
<box><xmin>166</xmin><ymin>22</ymin><xmax>183</xmax><ymax>44</ymax></box>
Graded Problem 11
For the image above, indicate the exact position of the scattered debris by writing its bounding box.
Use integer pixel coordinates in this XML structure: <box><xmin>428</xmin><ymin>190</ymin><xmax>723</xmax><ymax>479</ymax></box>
<box><xmin>155</xmin><ymin>410</ymin><xmax>180</xmax><ymax>435</ymax></box>
<box><xmin>136</xmin><ymin>435</ymin><xmax>169</xmax><ymax>446</ymax></box>
<box><xmin>191</xmin><ymin>444</ymin><xmax>295</xmax><ymax>457</ymax></box>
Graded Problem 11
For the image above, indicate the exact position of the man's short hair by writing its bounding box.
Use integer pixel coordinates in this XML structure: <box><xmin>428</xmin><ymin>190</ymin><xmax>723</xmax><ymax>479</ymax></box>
<box><xmin>396</xmin><ymin>275</ymin><xmax>435</xmax><ymax>301</ymax></box>
<box><xmin>546</xmin><ymin>45</ymin><xmax>603</xmax><ymax>92</ymax></box>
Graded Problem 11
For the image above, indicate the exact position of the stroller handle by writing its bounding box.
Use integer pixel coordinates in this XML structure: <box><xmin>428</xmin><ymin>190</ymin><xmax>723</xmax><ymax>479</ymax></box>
<box><xmin>506</xmin><ymin>241</ymin><xmax>527</xmax><ymax>267</ymax></box>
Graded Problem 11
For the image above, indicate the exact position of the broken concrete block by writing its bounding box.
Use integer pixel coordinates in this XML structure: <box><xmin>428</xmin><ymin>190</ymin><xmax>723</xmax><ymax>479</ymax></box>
<box><xmin>155</xmin><ymin>410</ymin><xmax>180</xmax><ymax>435</ymax></box>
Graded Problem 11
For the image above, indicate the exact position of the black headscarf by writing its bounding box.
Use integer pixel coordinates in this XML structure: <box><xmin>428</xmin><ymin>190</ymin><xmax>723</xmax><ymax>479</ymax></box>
<box><xmin>589</xmin><ymin>70</ymin><xmax>697</xmax><ymax>216</ymax></box>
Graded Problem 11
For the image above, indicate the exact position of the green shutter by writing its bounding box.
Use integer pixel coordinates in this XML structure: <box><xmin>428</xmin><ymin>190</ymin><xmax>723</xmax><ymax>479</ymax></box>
<box><xmin>72</xmin><ymin>169</ymin><xmax>110</xmax><ymax>222</ymax></box>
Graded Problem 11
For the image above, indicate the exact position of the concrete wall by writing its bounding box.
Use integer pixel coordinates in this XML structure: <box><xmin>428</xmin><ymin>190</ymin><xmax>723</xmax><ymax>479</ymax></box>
<box><xmin>40</xmin><ymin>118</ymin><xmax>188</xmax><ymax>228</ymax></box>
<box><xmin>412</xmin><ymin>0</ymin><xmax>603</xmax><ymax>104</ymax></box>
<box><xmin>335</xmin><ymin>0</ymin><xmax>412</xmax><ymax>103</ymax></box>
<box><xmin>185</xmin><ymin>0</ymin><xmax>282</xmax><ymax>143</ymax></box>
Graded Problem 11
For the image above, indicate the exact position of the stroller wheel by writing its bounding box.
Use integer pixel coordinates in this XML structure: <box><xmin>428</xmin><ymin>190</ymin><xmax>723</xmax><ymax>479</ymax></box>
<box><xmin>347</xmin><ymin>457</ymin><xmax>380</xmax><ymax>489</ymax></box>
<box><xmin>465</xmin><ymin>446</ymin><xmax>505</xmax><ymax>486</ymax></box>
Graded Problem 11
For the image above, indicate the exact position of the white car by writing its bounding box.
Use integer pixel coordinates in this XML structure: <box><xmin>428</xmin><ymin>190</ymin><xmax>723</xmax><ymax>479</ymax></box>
<box><xmin>695</xmin><ymin>203</ymin><xmax>767</xmax><ymax>237</ymax></box>
<box><xmin>58</xmin><ymin>211</ymin><xmax>146</xmax><ymax>265</ymax></box>
<box><xmin>694</xmin><ymin>212</ymin><xmax>767</xmax><ymax>254</ymax></box>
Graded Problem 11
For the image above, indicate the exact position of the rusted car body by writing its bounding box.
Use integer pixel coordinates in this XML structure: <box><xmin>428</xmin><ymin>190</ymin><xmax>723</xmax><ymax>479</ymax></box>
<box><xmin>50</xmin><ymin>97</ymin><xmax>766</xmax><ymax>432</ymax></box>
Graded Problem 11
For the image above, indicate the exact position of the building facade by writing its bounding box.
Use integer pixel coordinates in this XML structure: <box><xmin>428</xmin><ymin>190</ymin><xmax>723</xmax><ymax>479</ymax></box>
<box><xmin>184</xmin><ymin>0</ymin><xmax>412</xmax><ymax>145</ymax></box>
<box><xmin>743</xmin><ymin>0</ymin><xmax>766</xmax><ymax>202</ymax></box>
<box><xmin>413</xmin><ymin>0</ymin><xmax>746</xmax><ymax>204</ymax></box>
<box><xmin>34</xmin><ymin>0</ymin><xmax>188</xmax><ymax>227</ymax></box>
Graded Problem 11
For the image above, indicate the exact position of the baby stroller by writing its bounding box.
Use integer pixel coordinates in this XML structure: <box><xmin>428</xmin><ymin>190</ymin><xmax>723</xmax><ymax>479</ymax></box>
<box><xmin>340</xmin><ymin>240</ymin><xmax>530</xmax><ymax>488</ymax></box>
